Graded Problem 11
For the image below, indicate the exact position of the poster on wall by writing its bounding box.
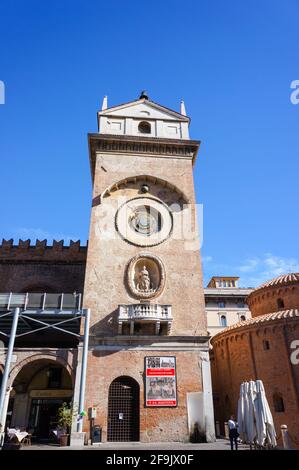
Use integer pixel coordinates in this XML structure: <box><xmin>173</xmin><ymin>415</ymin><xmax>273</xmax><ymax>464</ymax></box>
<box><xmin>145</xmin><ymin>356</ymin><xmax>177</xmax><ymax>407</ymax></box>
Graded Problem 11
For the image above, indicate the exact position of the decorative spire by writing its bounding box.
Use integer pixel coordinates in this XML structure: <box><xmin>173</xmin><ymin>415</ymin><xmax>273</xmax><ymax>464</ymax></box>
<box><xmin>101</xmin><ymin>95</ymin><xmax>108</xmax><ymax>110</ymax></box>
<box><xmin>139</xmin><ymin>90</ymin><xmax>149</xmax><ymax>100</ymax></box>
<box><xmin>180</xmin><ymin>100</ymin><xmax>186</xmax><ymax>116</ymax></box>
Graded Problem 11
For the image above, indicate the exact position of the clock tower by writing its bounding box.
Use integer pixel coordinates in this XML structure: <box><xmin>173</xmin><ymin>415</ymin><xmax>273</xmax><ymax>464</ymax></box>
<box><xmin>82</xmin><ymin>92</ymin><xmax>215</xmax><ymax>442</ymax></box>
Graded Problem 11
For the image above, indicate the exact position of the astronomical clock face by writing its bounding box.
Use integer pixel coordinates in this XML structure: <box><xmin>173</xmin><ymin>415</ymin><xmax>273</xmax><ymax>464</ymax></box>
<box><xmin>115</xmin><ymin>197</ymin><xmax>172</xmax><ymax>247</ymax></box>
<box><xmin>129</xmin><ymin>206</ymin><xmax>161</xmax><ymax>236</ymax></box>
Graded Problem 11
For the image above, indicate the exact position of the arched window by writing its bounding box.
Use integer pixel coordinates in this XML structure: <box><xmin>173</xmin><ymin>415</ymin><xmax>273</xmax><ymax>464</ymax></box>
<box><xmin>138</xmin><ymin>121</ymin><xmax>151</xmax><ymax>134</ymax></box>
<box><xmin>220</xmin><ymin>315</ymin><xmax>227</xmax><ymax>327</ymax></box>
<box><xmin>240</xmin><ymin>315</ymin><xmax>246</xmax><ymax>322</ymax></box>
<box><xmin>273</xmin><ymin>393</ymin><xmax>285</xmax><ymax>412</ymax></box>
<box><xmin>277</xmin><ymin>298</ymin><xmax>285</xmax><ymax>309</ymax></box>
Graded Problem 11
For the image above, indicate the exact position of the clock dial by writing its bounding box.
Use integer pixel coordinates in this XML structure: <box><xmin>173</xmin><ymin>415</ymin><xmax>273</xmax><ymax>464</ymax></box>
<box><xmin>115</xmin><ymin>197</ymin><xmax>172</xmax><ymax>247</ymax></box>
<box><xmin>129</xmin><ymin>206</ymin><xmax>160</xmax><ymax>236</ymax></box>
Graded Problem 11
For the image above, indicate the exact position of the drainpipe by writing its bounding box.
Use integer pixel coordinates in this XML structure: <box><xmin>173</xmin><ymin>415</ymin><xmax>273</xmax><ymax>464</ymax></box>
<box><xmin>0</xmin><ymin>308</ymin><xmax>20</xmax><ymax>444</ymax></box>
<box><xmin>77</xmin><ymin>308</ymin><xmax>90</xmax><ymax>432</ymax></box>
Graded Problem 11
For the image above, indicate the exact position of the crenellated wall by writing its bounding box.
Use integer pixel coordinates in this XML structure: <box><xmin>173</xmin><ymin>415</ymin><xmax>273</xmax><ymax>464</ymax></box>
<box><xmin>0</xmin><ymin>239</ymin><xmax>87</xmax><ymax>293</ymax></box>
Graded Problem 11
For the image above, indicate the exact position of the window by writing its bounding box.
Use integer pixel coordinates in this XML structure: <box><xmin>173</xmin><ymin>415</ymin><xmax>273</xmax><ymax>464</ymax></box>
<box><xmin>273</xmin><ymin>394</ymin><xmax>285</xmax><ymax>412</ymax></box>
<box><xmin>277</xmin><ymin>298</ymin><xmax>285</xmax><ymax>309</ymax></box>
<box><xmin>237</xmin><ymin>301</ymin><xmax>245</xmax><ymax>308</ymax></box>
<box><xmin>220</xmin><ymin>315</ymin><xmax>227</xmax><ymax>327</ymax></box>
<box><xmin>218</xmin><ymin>301</ymin><xmax>226</xmax><ymax>308</ymax></box>
<box><xmin>240</xmin><ymin>315</ymin><xmax>246</xmax><ymax>322</ymax></box>
<box><xmin>167</xmin><ymin>125</ymin><xmax>178</xmax><ymax>135</ymax></box>
<box><xmin>263</xmin><ymin>340</ymin><xmax>270</xmax><ymax>350</ymax></box>
<box><xmin>47</xmin><ymin>367</ymin><xmax>62</xmax><ymax>389</ymax></box>
<box><xmin>138</xmin><ymin>121</ymin><xmax>151</xmax><ymax>134</ymax></box>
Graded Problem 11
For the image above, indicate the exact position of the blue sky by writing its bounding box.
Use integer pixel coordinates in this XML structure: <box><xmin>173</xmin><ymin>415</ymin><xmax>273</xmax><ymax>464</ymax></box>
<box><xmin>0</xmin><ymin>0</ymin><xmax>298</xmax><ymax>287</ymax></box>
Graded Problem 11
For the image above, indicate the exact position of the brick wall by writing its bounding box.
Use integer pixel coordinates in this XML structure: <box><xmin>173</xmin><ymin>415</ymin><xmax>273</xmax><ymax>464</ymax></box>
<box><xmin>0</xmin><ymin>239</ymin><xmax>87</xmax><ymax>293</ymax></box>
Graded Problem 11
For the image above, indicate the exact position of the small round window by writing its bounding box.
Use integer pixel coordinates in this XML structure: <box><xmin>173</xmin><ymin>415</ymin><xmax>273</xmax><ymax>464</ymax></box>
<box><xmin>138</xmin><ymin>121</ymin><xmax>151</xmax><ymax>134</ymax></box>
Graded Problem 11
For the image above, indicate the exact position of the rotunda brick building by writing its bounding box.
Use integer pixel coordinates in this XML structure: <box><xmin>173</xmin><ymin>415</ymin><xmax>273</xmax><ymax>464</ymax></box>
<box><xmin>211</xmin><ymin>273</ymin><xmax>299</xmax><ymax>448</ymax></box>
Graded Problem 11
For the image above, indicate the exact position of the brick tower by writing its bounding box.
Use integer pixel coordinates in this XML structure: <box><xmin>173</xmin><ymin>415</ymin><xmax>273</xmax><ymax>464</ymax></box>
<box><xmin>82</xmin><ymin>92</ymin><xmax>215</xmax><ymax>442</ymax></box>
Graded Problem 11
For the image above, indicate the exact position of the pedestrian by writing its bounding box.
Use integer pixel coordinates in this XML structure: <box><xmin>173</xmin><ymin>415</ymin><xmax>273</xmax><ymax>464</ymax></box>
<box><xmin>228</xmin><ymin>415</ymin><xmax>239</xmax><ymax>450</ymax></box>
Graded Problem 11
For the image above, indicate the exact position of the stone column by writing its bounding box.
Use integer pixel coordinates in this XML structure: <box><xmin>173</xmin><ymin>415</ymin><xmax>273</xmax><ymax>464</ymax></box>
<box><xmin>11</xmin><ymin>393</ymin><xmax>28</xmax><ymax>429</ymax></box>
<box><xmin>0</xmin><ymin>387</ymin><xmax>12</xmax><ymax>433</ymax></box>
<box><xmin>200</xmin><ymin>351</ymin><xmax>216</xmax><ymax>442</ymax></box>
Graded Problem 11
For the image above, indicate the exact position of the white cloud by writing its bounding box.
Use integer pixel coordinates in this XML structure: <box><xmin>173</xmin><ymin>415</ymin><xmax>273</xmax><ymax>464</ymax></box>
<box><xmin>239</xmin><ymin>257</ymin><xmax>260</xmax><ymax>273</ymax></box>
<box><xmin>203</xmin><ymin>253</ymin><xmax>299</xmax><ymax>288</ymax></box>
<box><xmin>238</xmin><ymin>253</ymin><xmax>299</xmax><ymax>287</ymax></box>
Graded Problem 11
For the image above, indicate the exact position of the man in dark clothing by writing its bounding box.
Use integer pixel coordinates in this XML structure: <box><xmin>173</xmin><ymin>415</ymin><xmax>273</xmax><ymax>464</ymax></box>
<box><xmin>228</xmin><ymin>415</ymin><xmax>239</xmax><ymax>450</ymax></box>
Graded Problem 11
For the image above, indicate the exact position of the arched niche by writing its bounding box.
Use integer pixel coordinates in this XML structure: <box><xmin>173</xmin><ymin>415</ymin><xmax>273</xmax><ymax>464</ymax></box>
<box><xmin>100</xmin><ymin>175</ymin><xmax>189</xmax><ymax>208</ymax></box>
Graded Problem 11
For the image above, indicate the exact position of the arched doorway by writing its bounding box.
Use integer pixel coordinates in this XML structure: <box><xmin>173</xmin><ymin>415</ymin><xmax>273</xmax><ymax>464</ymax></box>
<box><xmin>107</xmin><ymin>376</ymin><xmax>140</xmax><ymax>441</ymax></box>
<box><xmin>9</xmin><ymin>359</ymin><xmax>73</xmax><ymax>441</ymax></box>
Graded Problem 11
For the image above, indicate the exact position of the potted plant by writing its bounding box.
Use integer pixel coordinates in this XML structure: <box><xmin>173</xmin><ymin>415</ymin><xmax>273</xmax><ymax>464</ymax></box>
<box><xmin>56</xmin><ymin>402</ymin><xmax>73</xmax><ymax>446</ymax></box>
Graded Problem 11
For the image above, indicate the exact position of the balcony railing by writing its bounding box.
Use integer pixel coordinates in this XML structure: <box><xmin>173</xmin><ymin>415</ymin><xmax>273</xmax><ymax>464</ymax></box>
<box><xmin>118</xmin><ymin>303</ymin><xmax>172</xmax><ymax>335</ymax></box>
<box><xmin>0</xmin><ymin>292</ymin><xmax>82</xmax><ymax>312</ymax></box>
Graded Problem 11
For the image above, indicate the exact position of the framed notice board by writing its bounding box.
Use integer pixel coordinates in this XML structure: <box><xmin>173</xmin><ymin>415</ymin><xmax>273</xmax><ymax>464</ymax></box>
<box><xmin>145</xmin><ymin>356</ymin><xmax>177</xmax><ymax>407</ymax></box>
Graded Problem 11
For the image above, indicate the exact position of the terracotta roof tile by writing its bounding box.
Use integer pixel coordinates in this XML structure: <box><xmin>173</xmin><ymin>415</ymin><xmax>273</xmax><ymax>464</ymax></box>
<box><xmin>211</xmin><ymin>309</ymin><xmax>299</xmax><ymax>341</ymax></box>
<box><xmin>247</xmin><ymin>273</ymin><xmax>299</xmax><ymax>300</ymax></box>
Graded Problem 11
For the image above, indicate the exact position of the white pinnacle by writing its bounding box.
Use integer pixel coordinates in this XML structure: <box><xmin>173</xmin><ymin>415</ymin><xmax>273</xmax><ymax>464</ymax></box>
<box><xmin>102</xmin><ymin>95</ymin><xmax>108</xmax><ymax>110</ymax></box>
<box><xmin>180</xmin><ymin>100</ymin><xmax>186</xmax><ymax>116</ymax></box>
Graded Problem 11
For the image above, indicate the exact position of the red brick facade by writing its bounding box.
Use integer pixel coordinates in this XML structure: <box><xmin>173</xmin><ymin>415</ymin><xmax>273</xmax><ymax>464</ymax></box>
<box><xmin>211</xmin><ymin>274</ymin><xmax>299</xmax><ymax>448</ymax></box>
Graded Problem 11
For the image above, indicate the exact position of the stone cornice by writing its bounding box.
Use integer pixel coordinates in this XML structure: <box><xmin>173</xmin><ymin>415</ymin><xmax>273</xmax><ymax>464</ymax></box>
<box><xmin>88</xmin><ymin>133</ymin><xmax>200</xmax><ymax>181</ymax></box>
<box><xmin>90</xmin><ymin>334</ymin><xmax>209</xmax><ymax>345</ymax></box>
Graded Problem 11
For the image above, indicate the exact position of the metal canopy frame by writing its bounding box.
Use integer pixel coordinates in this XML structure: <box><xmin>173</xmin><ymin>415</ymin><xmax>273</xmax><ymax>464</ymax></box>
<box><xmin>0</xmin><ymin>307</ymin><xmax>90</xmax><ymax>443</ymax></box>
<box><xmin>0</xmin><ymin>309</ymin><xmax>83</xmax><ymax>339</ymax></box>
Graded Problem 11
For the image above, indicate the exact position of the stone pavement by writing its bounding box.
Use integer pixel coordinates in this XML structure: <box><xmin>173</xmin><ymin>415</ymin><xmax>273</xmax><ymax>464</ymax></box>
<box><xmin>20</xmin><ymin>439</ymin><xmax>250</xmax><ymax>451</ymax></box>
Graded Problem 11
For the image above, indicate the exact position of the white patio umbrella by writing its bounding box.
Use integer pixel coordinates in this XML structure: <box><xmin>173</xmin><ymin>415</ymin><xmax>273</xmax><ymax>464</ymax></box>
<box><xmin>247</xmin><ymin>380</ymin><xmax>257</xmax><ymax>444</ymax></box>
<box><xmin>253</xmin><ymin>380</ymin><xmax>277</xmax><ymax>447</ymax></box>
<box><xmin>237</xmin><ymin>383</ymin><xmax>246</xmax><ymax>441</ymax></box>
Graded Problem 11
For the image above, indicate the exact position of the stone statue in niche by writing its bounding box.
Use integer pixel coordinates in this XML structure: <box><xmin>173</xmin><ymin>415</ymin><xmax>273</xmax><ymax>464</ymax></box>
<box><xmin>127</xmin><ymin>253</ymin><xmax>165</xmax><ymax>299</ymax></box>
<box><xmin>137</xmin><ymin>265</ymin><xmax>152</xmax><ymax>292</ymax></box>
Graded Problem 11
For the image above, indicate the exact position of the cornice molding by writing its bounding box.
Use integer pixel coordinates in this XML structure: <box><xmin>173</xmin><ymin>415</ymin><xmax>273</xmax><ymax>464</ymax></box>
<box><xmin>88</xmin><ymin>133</ymin><xmax>200</xmax><ymax>181</ymax></box>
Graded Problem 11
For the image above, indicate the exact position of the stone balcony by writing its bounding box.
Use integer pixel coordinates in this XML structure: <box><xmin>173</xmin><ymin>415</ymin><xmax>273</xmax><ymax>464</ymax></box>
<box><xmin>118</xmin><ymin>303</ymin><xmax>172</xmax><ymax>335</ymax></box>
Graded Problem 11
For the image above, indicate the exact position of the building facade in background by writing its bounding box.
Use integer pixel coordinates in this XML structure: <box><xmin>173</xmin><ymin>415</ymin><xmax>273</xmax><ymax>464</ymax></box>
<box><xmin>205</xmin><ymin>276</ymin><xmax>253</xmax><ymax>338</ymax></box>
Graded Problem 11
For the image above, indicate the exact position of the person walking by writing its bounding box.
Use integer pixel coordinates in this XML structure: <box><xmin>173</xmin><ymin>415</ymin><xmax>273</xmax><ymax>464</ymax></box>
<box><xmin>228</xmin><ymin>415</ymin><xmax>239</xmax><ymax>450</ymax></box>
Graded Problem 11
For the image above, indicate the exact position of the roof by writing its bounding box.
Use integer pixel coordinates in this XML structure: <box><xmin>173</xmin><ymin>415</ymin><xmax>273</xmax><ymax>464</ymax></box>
<box><xmin>208</xmin><ymin>276</ymin><xmax>240</xmax><ymax>281</ymax></box>
<box><xmin>258</xmin><ymin>273</ymin><xmax>299</xmax><ymax>289</ymax></box>
<box><xmin>99</xmin><ymin>97</ymin><xmax>190</xmax><ymax>122</ymax></box>
<box><xmin>204</xmin><ymin>287</ymin><xmax>253</xmax><ymax>297</ymax></box>
<box><xmin>247</xmin><ymin>273</ymin><xmax>299</xmax><ymax>300</ymax></box>
<box><xmin>211</xmin><ymin>308</ymin><xmax>299</xmax><ymax>342</ymax></box>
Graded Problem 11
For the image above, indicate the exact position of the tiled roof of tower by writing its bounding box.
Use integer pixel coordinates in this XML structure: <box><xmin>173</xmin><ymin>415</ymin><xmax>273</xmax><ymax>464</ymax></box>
<box><xmin>211</xmin><ymin>309</ymin><xmax>299</xmax><ymax>341</ymax></box>
<box><xmin>257</xmin><ymin>273</ymin><xmax>299</xmax><ymax>289</ymax></box>
<box><xmin>246</xmin><ymin>273</ymin><xmax>299</xmax><ymax>301</ymax></box>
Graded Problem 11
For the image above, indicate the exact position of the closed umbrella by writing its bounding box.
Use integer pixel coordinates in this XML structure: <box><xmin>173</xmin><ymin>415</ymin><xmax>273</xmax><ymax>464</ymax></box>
<box><xmin>253</xmin><ymin>380</ymin><xmax>277</xmax><ymax>448</ymax></box>
<box><xmin>247</xmin><ymin>380</ymin><xmax>257</xmax><ymax>444</ymax></box>
<box><xmin>237</xmin><ymin>383</ymin><xmax>246</xmax><ymax>441</ymax></box>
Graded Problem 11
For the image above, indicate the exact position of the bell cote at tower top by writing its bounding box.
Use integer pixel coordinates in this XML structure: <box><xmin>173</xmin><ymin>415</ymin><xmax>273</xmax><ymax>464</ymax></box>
<box><xmin>97</xmin><ymin>93</ymin><xmax>190</xmax><ymax>140</ymax></box>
